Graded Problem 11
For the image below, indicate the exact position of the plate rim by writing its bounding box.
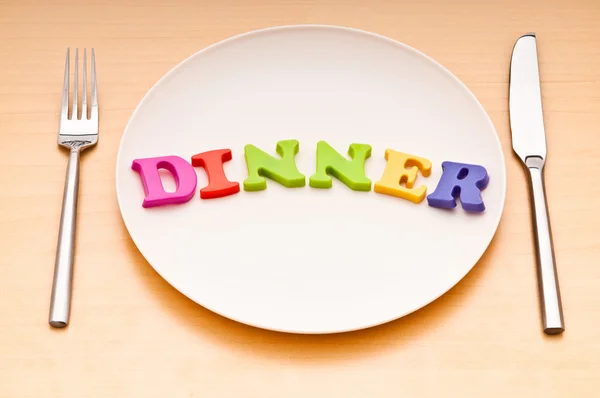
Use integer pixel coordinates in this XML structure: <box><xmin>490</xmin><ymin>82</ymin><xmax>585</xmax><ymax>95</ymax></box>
<box><xmin>115</xmin><ymin>23</ymin><xmax>507</xmax><ymax>334</ymax></box>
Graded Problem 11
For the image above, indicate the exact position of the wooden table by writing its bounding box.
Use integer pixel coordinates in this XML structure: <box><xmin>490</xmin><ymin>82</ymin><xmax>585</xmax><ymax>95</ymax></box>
<box><xmin>1</xmin><ymin>0</ymin><xmax>599</xmax><ymax>396</ymax></box>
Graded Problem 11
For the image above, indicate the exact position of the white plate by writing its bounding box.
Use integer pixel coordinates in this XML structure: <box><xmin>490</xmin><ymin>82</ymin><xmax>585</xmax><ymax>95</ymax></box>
<box><xmin>116</xmin><ymin>25</ymin><xmax>506</xmax><ymax>334</ymax></box>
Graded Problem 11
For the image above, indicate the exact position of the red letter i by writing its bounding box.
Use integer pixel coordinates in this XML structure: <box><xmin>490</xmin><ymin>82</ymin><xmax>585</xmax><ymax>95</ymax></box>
<box><xmin>191</xmin><ymin>149</ymin><xmax>240</xmax><ymax>199</ymax></box>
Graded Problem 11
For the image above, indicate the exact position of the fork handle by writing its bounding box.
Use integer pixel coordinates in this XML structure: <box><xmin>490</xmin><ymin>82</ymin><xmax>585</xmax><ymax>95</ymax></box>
<box><xmin>525</xmin><ymin>157</ymin><xmax>565</xmax><ymax>335</ymax></box>
<box><xmin>49</xmin><ymin>146</ymin><xmax>81</xmax><ymax>328</ymax></box>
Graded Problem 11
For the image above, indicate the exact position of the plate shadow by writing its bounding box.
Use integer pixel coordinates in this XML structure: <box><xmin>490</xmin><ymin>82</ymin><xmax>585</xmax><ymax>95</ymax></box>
<box><xmin>119</xmin><ymin>216</ymin><xmax>503</xmax><ymax>364</ymax></box>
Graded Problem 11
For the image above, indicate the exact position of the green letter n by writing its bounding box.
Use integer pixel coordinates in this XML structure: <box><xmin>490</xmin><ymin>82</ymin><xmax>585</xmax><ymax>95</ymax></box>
<box><xmin>309</xmin><ymin>141</ymin><xmax>372</xmax><ymax>191</ymax></box>
<box><xmin>243</xmin><ymin>139</ymin><xmax>306</xmax><ymax>191</ymax></box>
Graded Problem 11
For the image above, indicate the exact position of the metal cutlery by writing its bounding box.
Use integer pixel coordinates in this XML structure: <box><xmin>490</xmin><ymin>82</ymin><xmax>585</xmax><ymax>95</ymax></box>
<box><xmin>509</xmin><ymin>33</ymin><xmax>564</xmax><ymax>334</ymax></box>
<box><xmin>49</xmin><ymin>48</ymin><xmax>98</xmax><ymax>328</ymax></box>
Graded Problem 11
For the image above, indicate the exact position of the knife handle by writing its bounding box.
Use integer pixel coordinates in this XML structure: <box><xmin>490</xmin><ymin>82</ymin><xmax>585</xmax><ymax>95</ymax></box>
<box><xmin>525</xmin><ymin>157</ymin><xmax>565</xmax><ymax>335</ymax></box>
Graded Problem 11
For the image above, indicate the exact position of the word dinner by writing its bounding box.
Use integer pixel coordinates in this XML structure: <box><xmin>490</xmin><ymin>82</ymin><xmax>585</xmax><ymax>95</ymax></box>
<box><xmin>131</xmin><ymin>139</ymin><xmax>490</xmax><ymax>213</ymax></box>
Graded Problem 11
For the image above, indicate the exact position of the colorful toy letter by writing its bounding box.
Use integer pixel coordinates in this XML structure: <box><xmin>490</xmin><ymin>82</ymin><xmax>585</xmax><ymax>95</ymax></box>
<box><xmin>374</xmin><ymin>149</ymin><xmax>432</xmax><ymax>204</ymax></box>
<box><xmin>426</xmin><ymin>161</ymin><xmax>489</xmax><ymax>212</ymax></box>
<box><xmin>191</xmin><ymin>149</ymin><xmax>240</xmax><ymax>199</ymax></box>
<box><xmin>309</xmin><ymin>141</ymin><xmax>372</xmax><ymax>191</ymax></box>
<box><xmin>131</xmin><ymin>155</ymin><xmax>197</xmax><ymax>208</ymax></box>
<box><xmin>243</xmin><ymin>139</ymin><xmax>305</xmax><ymax>191</ymax></box>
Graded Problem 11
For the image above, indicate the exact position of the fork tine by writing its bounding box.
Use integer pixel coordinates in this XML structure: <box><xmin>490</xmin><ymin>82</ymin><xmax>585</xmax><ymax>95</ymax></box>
<box><xmin>82</xmin><ymin>49</ymin><xmax>87</xmax><ymax>120</ymax></box>
<box><xmin>91</xmin><ymin>48</ymin><xmax>98</xmax><ymax>114</ymax></box>
<box><xmin>73</xmin><ymin>48</ymin><xmax>79</xmax><ymax>120</ymax></box>
<box><xmin>61</xmin><ymin>48</ymin><xmax>70</xmax><ymax>121</ymax></box>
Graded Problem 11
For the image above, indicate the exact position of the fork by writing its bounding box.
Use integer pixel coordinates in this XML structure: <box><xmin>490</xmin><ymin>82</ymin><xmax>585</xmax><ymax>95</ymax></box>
<box><xmin>49</xmin><ymin>48</ymin><xmax>98</xmax><ymax>328</ymax></box>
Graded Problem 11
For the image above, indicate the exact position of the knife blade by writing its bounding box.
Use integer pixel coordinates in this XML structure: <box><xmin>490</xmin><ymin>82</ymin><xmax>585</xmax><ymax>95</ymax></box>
<box><xmin>509</xmin><ymin>33</ymin><xmax>565</xmax><ymax>335</ymax></box>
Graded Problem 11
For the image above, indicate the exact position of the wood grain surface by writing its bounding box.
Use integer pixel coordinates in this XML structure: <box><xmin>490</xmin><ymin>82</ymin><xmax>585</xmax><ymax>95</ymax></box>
<box><xmin>1</xmin><ymin>0</ymin><xmax>599</xmax><ymax>396</ymax></box>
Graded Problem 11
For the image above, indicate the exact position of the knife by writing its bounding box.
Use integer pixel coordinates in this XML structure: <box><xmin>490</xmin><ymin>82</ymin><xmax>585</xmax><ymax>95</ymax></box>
<box><xmin>509</xmin><ymin>33</ymin><xmax>565</xmax><ymax>335</ymax></box>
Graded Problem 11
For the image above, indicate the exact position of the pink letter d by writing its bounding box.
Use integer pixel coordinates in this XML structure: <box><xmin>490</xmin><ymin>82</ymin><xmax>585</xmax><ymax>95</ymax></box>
<box><xmin>131</xmin><ymin>156</ymin><xmax>197</xmax><ymax>208</ymax></box>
